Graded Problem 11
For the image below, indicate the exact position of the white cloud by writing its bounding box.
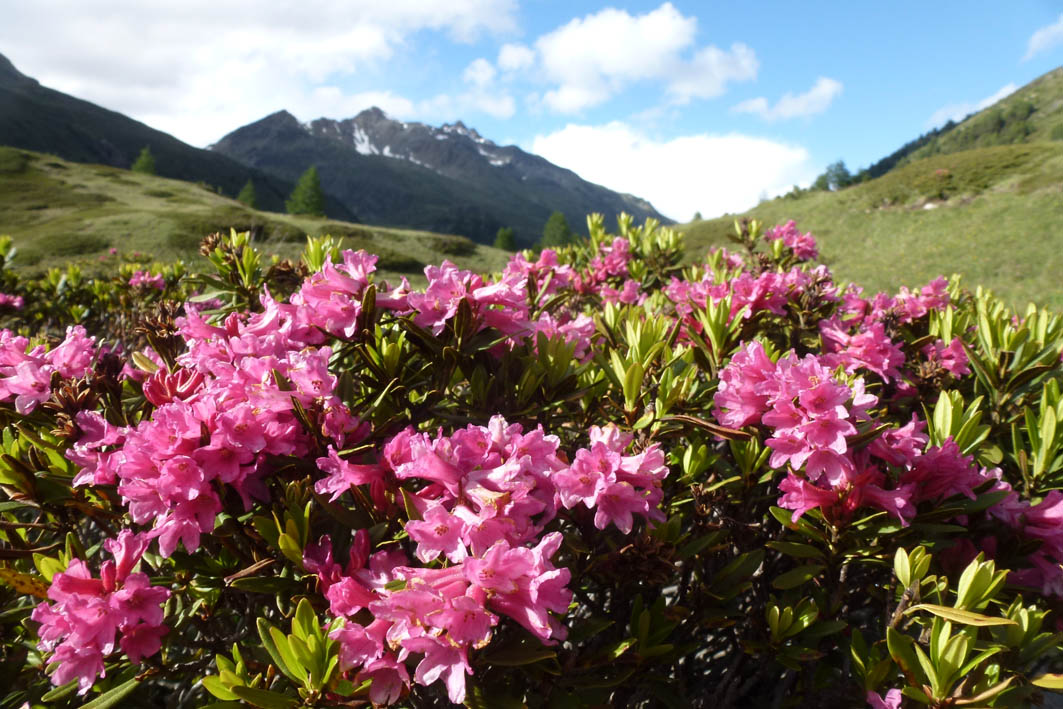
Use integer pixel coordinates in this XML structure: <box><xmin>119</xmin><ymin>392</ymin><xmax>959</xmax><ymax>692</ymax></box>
<box><xmin>531</xmin><ymin>122</ymin><xmax>815</xmax><ymax>221</ymax></box>
<box><xmin>534</xmin><ymin>3</ymin><xmax>756</xmax><ymax>113</ymax></box>
<box><xmin>1024</xmin><ymin>14</ymin><xmax>1063</xmax><ymax>61</ymax></box>
<box><xmin>418</xmin><ymin>91</ymin><xmax>516</xmax><ymax>120</ymax></box>
<box><xmin>307</xmin><ymin>87</ymin><xmax>416</xmax><ymax>120</ymax></box>
<box><xmin>925</xmin><ymin>83</ymin><xmax>1018</xmax><ymax>128</ymax></box>
<box><xmin>463</xmin><ymin>58</ymin><xmax>496</xmax><ymax>87</ymax></box>
<box><xmin>666</xmin><ymin>44</ymin><xmax>759</xmax><ymax>103</ymax></box>
<box><xmin>497</xmin><ymin>43</ymin><xmax>535</xmax><ymax>72</ymax></box>
<box><xmin>733</xmin><ymin>77</ymin><xmax>843</xmax><ymax>121</ymax></box>
<box><xmin>0</xmin><ymin>0</ymin><xmax>517</xmax><ymax>146</ymax></box>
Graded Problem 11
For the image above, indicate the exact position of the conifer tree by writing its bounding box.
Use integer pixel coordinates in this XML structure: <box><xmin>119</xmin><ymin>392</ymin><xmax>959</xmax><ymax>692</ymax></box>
<box><xmin>540</xmin><ymin>211</ymin><xmax>576</xmax><ymax>248</ymax></box>
<box><xmin>131</xmin><ymin>146</ymin><xmax>155</xmax><ymax>175</ymax></box>
<box><xmin>493</xmin><ymin>227</ymin><xmax>516</xmax><ymax>251</ymax></box>
<box><xmin>236</xmin><ymin>179</ymin><xmax>258</xmax><ymax>209</ymax></box>
<box><xmin>286</xmin><ymin>166</ymin><xmax>325</xmax><ymax>217</ymax></box>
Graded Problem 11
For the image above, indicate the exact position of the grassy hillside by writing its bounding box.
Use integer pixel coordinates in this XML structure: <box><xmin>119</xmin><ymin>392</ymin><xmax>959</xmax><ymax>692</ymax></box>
<box><xmin>0</xmin><ymin>147</ymin><xmax>511</xmax><ymax>283</ymax></box>
<box><xmin>901</xmin><ymin>67</ymin><xmax>1063</xmax><ymax>162</ymax></box>
<box><xmin>681</xmin><ymin>141</ymin><xmax>1063</xmax><ymax>309</ymax></box>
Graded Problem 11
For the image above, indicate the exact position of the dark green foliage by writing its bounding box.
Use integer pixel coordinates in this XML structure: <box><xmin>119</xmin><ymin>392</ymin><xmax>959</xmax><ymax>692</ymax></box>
<box><xmin>165</xmin><ymin>208</ymin><xmax>306</xmax><ymax>251</ymax></box>
<box><xmin>493</xmin><ymin>227</ymin><xmax>516</xmax><ymax>251</ymax></box>
<box><xmin>435</xmin><ymin>234</ymin><xmax>478</xmax><ymax>257</ymax></box>
<box><xmin>285</xmin><ymin>166</ymin><xmax>325</xmax><ymax>217</ymax></box>
<box><xmin>812</xmin><ymin>160</ymin><xmax>853</xmax><ymax>191</ymax></box>
<box><xmin>236</xmin><ymin>179</ymin><xmax>258</xmax><ymax>209</ymax></box>
<box><xmin>0</xmin><ymin>149</ymin><xmax>29</xmax><ymax>174</ymax></box>
<box><xmin>861</xmin><ymin>120</ymin><xmax>959</xmax><ymax>180</ymax></box>
<box><xmin>541</xmin><ymin>211</ymin><xmax>577</xmax><ymax>247</ymax></box>
<box><xmin>130</xmin><ymin>146</ymin><xmax>155</xmax><ymax>175</ymax></box>
<box><xmin>28</xmin><ymin>232</ymin><xmax>110</xmax><ymax>258</ymax></box>
<box><xmin>373</xmin><ymin>248</ymin><xmax>425</xmax><ymax>272</ymax></box>
<box><xmin>691</xmin><ymin>211</ymin><xmax>702</xmax><ymax>222</ymax></box>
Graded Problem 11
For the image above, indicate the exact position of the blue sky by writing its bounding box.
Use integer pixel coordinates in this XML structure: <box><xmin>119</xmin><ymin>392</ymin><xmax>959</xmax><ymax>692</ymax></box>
<box><xmin>3</xmin><ymin>2</ymin><xmax>1063</xmax><ymax>221</ymax></box>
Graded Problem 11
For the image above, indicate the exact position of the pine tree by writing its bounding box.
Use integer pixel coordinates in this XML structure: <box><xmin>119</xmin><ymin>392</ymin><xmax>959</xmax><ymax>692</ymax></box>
<box><xmin>493</xmin><ymin>227</ymin><xmax>516</xmax><ymax>251</ymax></box>
<box><xmin>236</xmin><ymin>179</ymin><xmax>258</xmax><ymax>209</ymax></box>
<box><xmin>286</xmin><ymin>166</ymin><xmax>325</xmax><ymax>217</ymax></box>
<box><xmin>131</xmin><ymin>146</ymin><xmax>155</xmax><ymax>175</ymax></box>
<box><xmin>540</xmin><ymin>211</ymin><xmax>576</xmax><ymax>248</ymax></box>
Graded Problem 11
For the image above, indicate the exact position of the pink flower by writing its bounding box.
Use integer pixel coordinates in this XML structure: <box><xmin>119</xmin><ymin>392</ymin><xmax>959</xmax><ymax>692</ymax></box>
<box><xmin>314</xmin><ymin>446</ymin><xmax>384</xmax><ymax>502</ymax></box>
<box><xmin>406</xmin><ymin>504</ymin><xmax>469</xmax><ymax>563</ymax></box>
<box><xmin>867</xmin><ymin>688</ymin><xmax>902</xmax><ymax>709</ymax></box>
<box><xmin>713</xmin><ymin>341</ymin><xmax>778</xmax><ymax>428</ymax></box>
<box><xmin>129</xmin><ymin>270</ymin><xmax>165</xmax><ymax>290</ymax></box>
<box><xmin>32</xmin><ymin>531</ymin><xmax>169</xmax><ymax>693</ymax></box>
<box><xmin>778</xmin><ymin>473</ymin><xmax>839</xmax><ymax>522</ymax></box>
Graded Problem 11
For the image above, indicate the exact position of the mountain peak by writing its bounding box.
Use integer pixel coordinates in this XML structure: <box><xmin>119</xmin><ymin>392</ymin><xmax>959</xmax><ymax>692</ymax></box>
<box><xmin>440</xmin><ymin>120</ymin><xmax>485</xmax><ymax>143</ymax></box>
<box><xmin>214</xmin><ymin>107</ymin><xmax>671</xmax><ymax>245</ymax></box>
<box><xmin>355</xmin><ymin>106</ymin><xmax>391</xmax><ymax>123</ymax></box>
<box><xmin>0</xmin><ymin>52</ymin><xmax>39</xmax><ymax>89</ymax></box>
<box><xmin>262</xmin><ymin>109</ymin><xmax>300</xmax><ymax>126</ymax></box>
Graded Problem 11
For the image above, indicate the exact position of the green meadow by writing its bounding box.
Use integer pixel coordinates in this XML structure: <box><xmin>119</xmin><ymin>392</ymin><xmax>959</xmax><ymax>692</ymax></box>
<box><xmin>0</xmin><ymin>147</ymin><xmax>511</xmax><ymax>285</ymax></box>
<box><xmin>681</xmin><ymin>141</ymin><xmax>1063</xmax><ymax>309</ymax></box>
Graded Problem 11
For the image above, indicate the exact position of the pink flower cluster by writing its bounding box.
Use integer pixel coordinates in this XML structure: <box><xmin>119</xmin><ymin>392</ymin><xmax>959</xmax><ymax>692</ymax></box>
<box><xmin>307</xmin><ymin>416</ymin><xmax>668</xmax><ymax>703</ymax></box>
<box><xmin>921</xmin><ymin>337</ymin><xmax>970</xmax><ymax>377</ymax></box>
<box><xmin>841</xmin><ymin>277</ymin><xmax>950</xmax><ymax>327</ymax></box>
<box><xmin>764</xmin><ymin>220</ymin><xmax>819</xmax><ymax>261</ymax></box>
<box><xmin>820</xmin><ymin>318</ymin><xmax>906</xmax><ymax>383</ymax></box>
<box><xmin>293</xmin><ymin>249</ymin><xmax>596</xmax><ymax>357</ymax></box>
<box><xmin>69</xmin><ymin>294</ymin><xmax>364</xmax><ymax>558</ymax></box>
<box><xmin>0</xmin><ymin>326</ymin><xmax>97</xmax><ymax>414</ymax></box>
<box><xmin>666</xmin><ymin>264</ymin><xmax>837</xmax><ymax>327</ymax></box>
<box><xmin>719</xmin><ymin>339</ymin><xmax>1062</xmax><ymax>597</ymax></box>
<box><xmin>31</xmin><ymin>531</ymin><xmax>169</xmax><ymax>693</ymax></box>
<box><xmin>500</xmin><ymin>249</ymin><xmax>596</xmax><ymax>357</ymax></box>
<box><xmin>975</xmin><ymin>480</ymin><xmax>1063</xmax><ymax>596</ymax></box>
<box><xmin>0</xmin><ymin>292</ymin><xmax>23</xmax><ymax>309</ymax></box>
<box><xmin>128</xmin><ymin>270</ymin><xmax>165</xmax><ymax>290</ymax></box>
<box><xmin>715</xmin><ymin>341</ymin><xmax>951</xmax><ymax>526</ymax></box>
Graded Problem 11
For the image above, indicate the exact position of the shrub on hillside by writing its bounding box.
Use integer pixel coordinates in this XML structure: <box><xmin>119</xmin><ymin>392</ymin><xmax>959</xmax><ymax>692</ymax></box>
<box><xmin>2</xmin><ymin>217</ymin><xmax>1063</xmax><ymax>708</ymax></box>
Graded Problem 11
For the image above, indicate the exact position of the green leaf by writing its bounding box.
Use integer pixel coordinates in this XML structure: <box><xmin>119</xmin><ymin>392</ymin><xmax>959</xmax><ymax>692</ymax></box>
<box><xmin>270</xmin><ymin>626</ymin><xmax>306</xmax><ymax>681</ymax></box>
<box><xmin>293</xmin><ymin>597</ymin><xmax>317</xmax><ymax>642</ymax></box>
<box><xmin>771</xmin><ymin>564</ymin><xmax>824</xmax><ymax>590</ymax></box>
<box><xmin>230</xmin><ymin>576</ymin><xmax>300</xmax><ymax>594</ymax></box>
<box><xmin>1032</xmin><ymin>673</ymin><xmax>1063</xmax><ymax>689</ymax></box>
<box><xmin>201</xmin><ymin>676</ymin><xmax>240</xmax><ymax>701</ymax></box>
<box><xmin>887</xmin><ymin>627</ymin><xmax>922</xmax><ymax>682</ymax></box>
<box><xmin>401</xmin><ymin>487</ymin><xmax>423</xmax><ymax>521</ymax></box>
<box><xmin>481</xmin><ymin>643</ymin><xmax>558</xmax><ymax>666</ymax></box>
<box><xmin>276</xmin><ymin>532</ymin><xmax>303</xmax><ymax>564</ymax></box>
<box><xmin>907</xmin><ymin>604</ymin><xmax>1016</xmax><ymax>627</ymax></box>
<box><xmin>766</xmin><ymin>541</ymin><xmax>825</xmax><ymax>560</ymax></box>
<box><xmin>41</xmin><ymin>680</ymin><xmax>79</xmax><ymax>702</ymax></box>
<box><xmin>79</xmin><ymin>679</ymin><xmax>140</xmax><ymax>709</ymax></box>
<box><xmin>257</xmin><ymin>618</ymin><xmax>297</xmax><ymax>682</ymax></box>
<box><xmin>229</xmin><ymin>685</ymin><xmax>297</xmax><ymax>709</ymax></box>
<box><xmin>676</xmin><ymin>531</ymin><xmax>723</xmax><ymax>560</ymax></box>
<box><xmin>601</xmin><ymin>638</ymin><xmax>637</xmax><ymax>661</ymax></box>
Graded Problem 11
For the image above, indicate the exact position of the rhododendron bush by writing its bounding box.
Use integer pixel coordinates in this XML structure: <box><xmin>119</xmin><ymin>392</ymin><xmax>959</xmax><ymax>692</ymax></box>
<box><xmin>3</xmin><ymin>216</ymin><xmax>1063</xmax><ymax>708</ymax></box>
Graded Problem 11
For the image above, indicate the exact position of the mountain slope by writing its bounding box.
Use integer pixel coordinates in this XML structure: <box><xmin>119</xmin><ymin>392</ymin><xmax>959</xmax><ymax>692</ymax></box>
<box><xmin>681</xmin><ymin>141</ymin><xmax>1063</xmax><ymax>309</ymax></box>
<box><xmin>0</xmin><ymin>53</ymin><xmax>354</xmax><ymax>220</ymax></box>
<box><xmin>0</xmin><ymin>146</ymin><xmax>509</xmax><ymax>281</ymax></box>
<box><xmin>892</xmin><ymin>67</ymin><xmax>1063</xmax><ymax>168</ymax></box>
<box><xmin>211</xmin><ymin>108</ymin><xmax>669</xmax><ymax>246</ymax></box>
